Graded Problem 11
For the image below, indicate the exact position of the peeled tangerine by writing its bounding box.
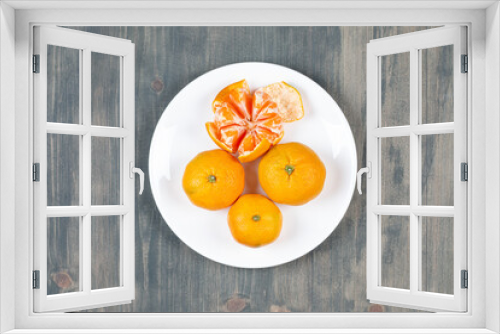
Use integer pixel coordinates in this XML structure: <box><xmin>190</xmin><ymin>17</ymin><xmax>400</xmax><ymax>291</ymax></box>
<box><xmin>206</xmin><ymin>80</ymin><xmax>284</xmax><ymax>163</ymax></box>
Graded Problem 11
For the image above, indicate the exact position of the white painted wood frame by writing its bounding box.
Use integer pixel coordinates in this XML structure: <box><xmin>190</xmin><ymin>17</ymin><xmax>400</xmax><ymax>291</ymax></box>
<box><xmin>366</xmin><ymin>26</ymin><xmax>467</xmax><ymax>312</ymax></box>
<box><xmin>32</xmin><ymin>26</ymin><xmax>136</xmax><ymax>312</ymax></box>
<box><xmin>0</xmin><ymin>1</ymin><xmax>497</xmax><ymax>333</ymax></box>
<box><xmin>0</xmin><ymin>2</ymin><xmax>17</xmax><ymax>333</ymax></box>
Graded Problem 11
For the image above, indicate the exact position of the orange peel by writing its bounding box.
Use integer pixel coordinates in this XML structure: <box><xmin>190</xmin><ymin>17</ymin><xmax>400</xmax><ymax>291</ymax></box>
<box><xmin>238</xmin><ymin>138</ymin><xmax>272</xmax><ymax>163</ymax></box>
<box><xmin>259</xmin><ymin>81</ymin><xmax>304</xmax><ymax>122</ymax></box>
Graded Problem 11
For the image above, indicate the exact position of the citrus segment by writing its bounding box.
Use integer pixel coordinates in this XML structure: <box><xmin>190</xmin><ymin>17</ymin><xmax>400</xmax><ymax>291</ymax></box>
<box><xmin>238</xmin><ymin>138</ymin><xmax>271</xmax><ymax>163</ymax></box>
<box><xmin>213</xmin><ymin>79</ymin><xmax>249</xmax><ymax>107</ymax></box>
<box><xmin>205</xmin><ymin>122</ymin><xmax>232</xmax><ymax>152</ymax></box>
<box><xmin>259</xmin><ymin>81</ymin><xmax>304</xmax><ymax>122</ymax></box>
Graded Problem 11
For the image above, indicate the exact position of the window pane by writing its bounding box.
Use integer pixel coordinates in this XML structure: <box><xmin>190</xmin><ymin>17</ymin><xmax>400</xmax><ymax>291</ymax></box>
<box><xmin>421</xmin><ymin>45</ymin><xmax>454</xmax><ymax>124</ymax></box>
<box><xmin>47</xmin><ymin>217</ymin><xmax>80</xmax><ymax>295</ymax></box>
<box><xmin>47</xmin><ymin>134</ymin><xmax>80</xmax><ymax>206</ymax></box>
<box><xmin>92</xmin><ymin>216</ymin><xmax>121</xmax><ymax>290</ymax></box>
<box><xmin>47</xmin><ymin>45</ymin><xmax>80</xmax><ymax>124</ymax></box>
<box><xmin>92</xmin><ymin>137</ymin><xmax>121</xmax><ymax>205</ymax></box>
<box><xmin>91</xmin><ymin>52</ymin><xmax>121</xmax><ymax>127</ymax></box>
<box><xmin>381</xmin><ymin>136</ymin><xmax>410</xmax><ymax>205</ymax></box>
<box><xmin>421</xmin><ymin>134</ymin><xmax>454</xmax><ymax>206</ymax></box>
<box><xmin>421</xmin><ymin>217</ymin><xmax>454</xmax><ymax>294</ymax></box>
<box><xmin>380</xmin><ymin>52</ymin><xmax>410</xmax><ymax>127</ymax></box>
<box><xmin>381</xmin><ymin>215</ymin><xmax>410</xmax><ymax>290</ymax></box>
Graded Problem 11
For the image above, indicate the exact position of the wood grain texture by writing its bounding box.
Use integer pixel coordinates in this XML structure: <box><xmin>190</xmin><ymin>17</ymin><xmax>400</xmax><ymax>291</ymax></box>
<box><xmin>421</xmin><ymin>133</ymin><xmax>454</xmax><ymax>206</ymax></box>
<box><xmin>47</xmin><ymin>217</ymin><xmax>80</xmax><ymax>295</ymax></box>
<box><xmin>46</xmin><ymin>45</ymin><xmax>80</xmax><ymax>125</ymax></box>
<box><xmin>381</xmin><ymin>216</ymin><xmax>410</xmax><ymax>290</ymax></box>
<box><xmin>91</xmin><ymin>216</ymin><xmax>121</xmax><ymax>290</ymax></box>
<box><xmin>47</xmin><ymin>133</ymin><xmax>80</xmax><ymax>206</ymax></box>
<box><xmin>421</xmin><ymin>45</ymin><xmax>454</xmax><ymax>124</ymax></box>
<box><xmin>380</xmin><ymin>52</ymin><xmax>410</xmax><ymax>127</ymax></box>
<box><xmin>381</xmin><ymin>136</ymin><xmax>410</xmax><ymax>205</ymax></box>
<box><xmin>91</xmin><ymin>137</ymin><xmax>120</xmax><ymax>206</ymax></box>
<box><xmin>91</xmin><ymin>52</ymin><xmax>121</xmax><ymax>127</ymax></box>
<box><xmin>44</xmin><ymin>26</ymin><xmax>457</xmax><ymax>313</ymax></box>
<box><xmin>421</xmin><ymin>217</ymin><xmax>454</xmax><ymax>295</ymax></box>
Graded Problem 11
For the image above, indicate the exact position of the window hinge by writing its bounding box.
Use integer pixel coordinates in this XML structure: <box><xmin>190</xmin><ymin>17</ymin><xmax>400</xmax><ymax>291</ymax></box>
<box><xmin>33</xmin><ymin>163</ymin><xmax>40</xmax><ymax>182</ymax></box>
<box><xmin>32</xmin><ymin>270</ymin><xmax>40</xmax><ymax>289</ymax></box>
<box><xmin>461</xmin><ymin>162</ymin><xmax>468</xmax><ymax>181</ymax></box>
<box><xmin>461</xmin><ymin>54</ymin><xmax>468</xmax><ymax>73</ymax></box>
<box><xmin>461</xmin><ymin>270</ymin><xmax>468</xmax><ymax>289</ymax></box>
<box><xmin>33</xmin><ymin>54</ymin><xmax>40</xmax><ymax>73</ymax></box>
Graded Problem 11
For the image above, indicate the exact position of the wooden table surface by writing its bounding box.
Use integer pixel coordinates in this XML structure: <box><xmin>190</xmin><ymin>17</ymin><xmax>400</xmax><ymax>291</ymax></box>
<box><xmin>45</xmin><ymin>26</ymin><xmax>455</xmax><ymax>313</ymax></box>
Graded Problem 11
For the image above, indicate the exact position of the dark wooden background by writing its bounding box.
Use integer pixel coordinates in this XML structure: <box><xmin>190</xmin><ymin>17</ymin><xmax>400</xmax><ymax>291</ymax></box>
<box><xmin>45</xmin><ymin>26</ymin><xmax>455</xmax><ymax>312</ymax></box>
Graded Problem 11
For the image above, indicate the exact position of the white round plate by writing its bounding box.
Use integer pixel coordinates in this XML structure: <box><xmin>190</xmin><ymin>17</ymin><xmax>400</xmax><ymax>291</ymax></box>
<box><xmin>149</xmin><ymin>62</ymin><xmax>357</xmax><ymax>269</ymax></box>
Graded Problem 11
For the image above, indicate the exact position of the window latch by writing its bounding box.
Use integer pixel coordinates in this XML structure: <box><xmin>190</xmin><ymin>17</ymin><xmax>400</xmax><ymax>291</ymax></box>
<box><xmin>129</xmin><ymin>162</ymin><xmax>144</xmax><ymax>195</ymax></box>
<box><xmin>356</xmin><ymin>162</ymin><xmax>372</xmax><ymax>195</ymax></box>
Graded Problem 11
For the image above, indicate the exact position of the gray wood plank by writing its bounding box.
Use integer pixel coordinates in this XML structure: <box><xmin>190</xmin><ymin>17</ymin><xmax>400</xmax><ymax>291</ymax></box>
<box><xmin>43</xmin><ymin>26</ymin><xmax>457</xmax><ymax>313</ymax></box>
<box><xmin>47</xmin><ymin>217</ymin><xmax>80</xmax><ymax>295</ymax></box>
<box><xmin>421</xmin><ymin>217</ymin><xmax>454</xmax><ymax>295</ymax></box>
<box><xmin>91</xmin><ymin>216</ymin><xmax>121</xmax><ymax>290</ymax></box>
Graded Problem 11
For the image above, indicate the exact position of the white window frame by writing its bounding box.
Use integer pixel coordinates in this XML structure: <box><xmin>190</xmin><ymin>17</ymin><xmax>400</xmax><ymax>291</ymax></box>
<box><xmin>32</xmin><ymin>26</ymin><xmax>136</xmax><ymax>312</ymax></box>
<box><xmin>366</xmin><ymin>26</ymin><xmax>467</xmax><ymax>312</ymax></box>
<box><xmin>1</xmin><ymin>1</ymin><xmax>499</xmax><ymax>333</ymax></box>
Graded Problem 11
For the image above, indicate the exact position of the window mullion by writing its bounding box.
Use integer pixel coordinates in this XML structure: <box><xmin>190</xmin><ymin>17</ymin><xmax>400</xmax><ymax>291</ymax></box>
<box><xmin>409</xmin><ymin>47</ymin><xmax>420</xmax><ymax>294</ymax></box>
<box><xmin>372</xmin><ymin>205</ymin><xmax>454</xmax><ymax>217</ymax></box>
<box><xmin>78</xmin><ymin>48</ymin><xmax>84</xmax><ymax>293</ymax></box>
<box><xmin>46</xmin><ymin>205</ymin><xmax>129</xmax><ymax>217</ymax></box>
<box><xmin>82</xmin><ymin>214</ymin><xmax>91</xmax><ymax>294</ymax></box>
<box><xmin>46</xmin><ymin>123</ymin><xmax>130</xmax><ymax>138</ymax></box>
<box><xmin>90</xmin><ymin>126</ymin><xmax>129</xmax><ymax>138</ymax></box>
<box><xmin>82</xmin><ymin>48</ymin><xmax>92</xmax><ymax>294</ymax></box>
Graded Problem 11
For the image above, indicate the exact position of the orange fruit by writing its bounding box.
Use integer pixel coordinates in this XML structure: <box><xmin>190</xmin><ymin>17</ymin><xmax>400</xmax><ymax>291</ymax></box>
<box><xmin>227</xmin><ymin>194</ymin><xmax>283</xmax><ymax>247</ymax></box>
<box><xmin>206</xmin><ymin>80</ymin><xmax>284</xmax><ymax>163</ymax></box>
<box><xmin>182</xmin><ymin>150</ymin><xmax>245</xmax><ymax>210</ymax></box>
<box><xmin>259</xmin><ymin>82</ymin><xmax>304</xmax><ymax>122</ymax></box>
<box><xmin>258</xmin><ymin>142</ymin><xmax>326</xmax><ymax>206</ymax></box>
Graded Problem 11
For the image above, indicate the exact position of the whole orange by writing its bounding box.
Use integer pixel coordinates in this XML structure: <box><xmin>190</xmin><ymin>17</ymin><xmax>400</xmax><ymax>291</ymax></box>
<box><xmin>258</xmin><ymin>142</ymin><xmax>326</xmax><ymax>206</ymax></box>
<box><xmin>182</xmin><ymin>150</ymin><xmax>245</xmax><ymax>210</ymax></box>
<box><xmin>227</xmin><ymin>194</ymin><xmax>282</xmax><ymax>247</ymax></box>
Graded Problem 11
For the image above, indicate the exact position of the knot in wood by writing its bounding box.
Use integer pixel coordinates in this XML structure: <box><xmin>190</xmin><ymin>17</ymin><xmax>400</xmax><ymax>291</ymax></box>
<box><xmin>368</xmin><ymin>304</ymin><xmax>385</xmax><ymax>312</ymax></box>
<box><xmin>52</xmin><ymin>271</ymin><xmax>73</xmax><ymax>289</ymax></box>
<box><xmin>225</xmin><ymin>296</ymin><xmax>247</xmax><ymax>312</ymax></box>
<box><xmin>151</xmin><ymin>78</ymin><xmax>164</xmax><ymax>93</ymax></box>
